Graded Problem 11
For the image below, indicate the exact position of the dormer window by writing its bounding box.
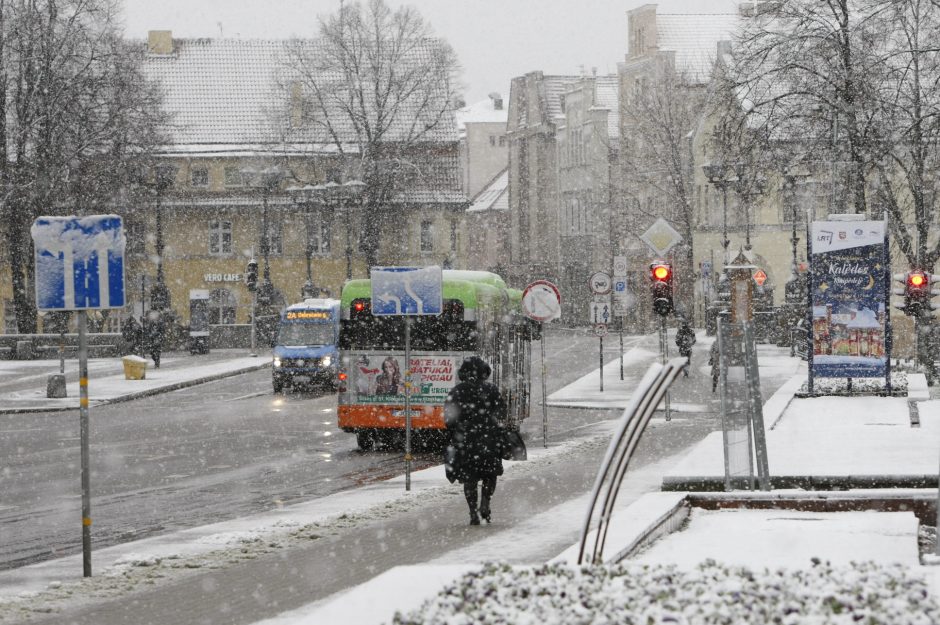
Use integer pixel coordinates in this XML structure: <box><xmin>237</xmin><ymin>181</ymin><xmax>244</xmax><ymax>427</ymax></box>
<box><xmin>191</xmin><ymin>167</ymin><xmax>209</xmax><ymax>187</ymax></box>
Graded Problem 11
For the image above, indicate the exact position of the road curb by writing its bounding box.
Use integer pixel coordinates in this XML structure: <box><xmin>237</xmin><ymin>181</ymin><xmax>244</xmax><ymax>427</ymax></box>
<box><xmin>0</xmin><ymin>362</ymin><xmax>271</xmax><ymax>415</ymax></box>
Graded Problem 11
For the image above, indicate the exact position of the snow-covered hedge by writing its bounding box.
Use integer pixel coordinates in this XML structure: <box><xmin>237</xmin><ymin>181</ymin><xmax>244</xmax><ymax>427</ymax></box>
<box><xmin>393</xmin><ymin>559</ymin><xmax>939</xmax><ymax>625</ymax></box>
<box><xmin>799</xmin><ymin>370</ymin><xmax>908</xmax><ymax>396</ymax></box>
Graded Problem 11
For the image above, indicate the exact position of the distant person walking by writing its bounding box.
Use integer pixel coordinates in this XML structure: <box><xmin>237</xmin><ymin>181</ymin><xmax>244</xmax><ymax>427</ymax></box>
<box><xmin>121</xmin><ymin>316</ymin><xmax>143</xmax><ymax>357</ymax></box>
<box><xmin>145</xmin><ymin>312</ymin><xmax>165</xmax><ymax>368</ymax></box>
<box><xmin>443</xmin><ymin>356</ymin><xmax>505</xmax><ymax>525</ymax></box>
<box><xmin>675</xmin><ymin>318</ymin><xmax>696</xmax><ymax>377</ymax></box>
<box><xmin>709</xmin><ymin>340</ymin><xmax>721</xmax><ymax>393</ymax></box>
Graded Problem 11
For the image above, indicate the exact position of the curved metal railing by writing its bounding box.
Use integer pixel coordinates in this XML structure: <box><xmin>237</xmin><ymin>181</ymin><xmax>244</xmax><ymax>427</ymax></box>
<box><xmin>577</xmin><ymin>358</ymin><xmax>686</xmax><ymax>565</ymax></box>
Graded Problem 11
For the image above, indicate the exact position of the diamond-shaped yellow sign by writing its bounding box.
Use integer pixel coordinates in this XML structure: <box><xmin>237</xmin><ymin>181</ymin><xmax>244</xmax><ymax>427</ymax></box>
<box><xmin>640</xmin><ymin>218</ymin><xmax>682</xmax><ymax>256</ymax></box>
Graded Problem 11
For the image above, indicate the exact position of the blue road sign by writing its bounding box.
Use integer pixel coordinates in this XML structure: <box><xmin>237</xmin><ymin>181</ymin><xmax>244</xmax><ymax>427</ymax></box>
<box><xmin>614</xmin><ymin>279</ymin><xmax>626</xmax><ymax>293</ymax></box>
<box><xmin>31</xmin><ymin>215</ymin><xmax>126</xmax><ymax>311</ymax></box>
<box><xmin>371</xmin><ymin>266</ymin><xmax>443</xmax><ymax>316</ymax></box>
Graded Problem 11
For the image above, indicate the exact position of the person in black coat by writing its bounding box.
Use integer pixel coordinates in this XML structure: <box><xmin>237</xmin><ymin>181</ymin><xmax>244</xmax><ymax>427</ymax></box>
<box><xmin>145</xmin><ymin>312</ymin><xmax>165</xmax><ymax>368</ymax></box>
<box><xmin>444</xmin><ymin>356</ymin><xmax>505</xmax><ymax>525</ymax></box>
<box><xmin>675</xmin><ymin>318</ymin><xmax>696</xmax><ymax>377</ymax></box>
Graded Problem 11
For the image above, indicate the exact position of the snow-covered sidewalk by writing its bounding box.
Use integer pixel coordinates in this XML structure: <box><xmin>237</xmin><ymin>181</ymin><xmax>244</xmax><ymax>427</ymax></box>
<box><xmin>0</xmin><ymin>350</ymin><xmax>269</xmax><ymax>413</ymax></box>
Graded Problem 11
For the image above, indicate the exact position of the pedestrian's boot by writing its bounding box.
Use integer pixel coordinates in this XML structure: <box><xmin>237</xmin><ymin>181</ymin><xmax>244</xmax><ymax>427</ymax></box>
<box><xmin>479</xmin><ymin>494</ymin><xmax>491</xmax><ymax>523</ymax></box>
<box><xmin>469</xmin><ymin>510</ymin><xmax>480</xmax><ymax>525</ymax></box>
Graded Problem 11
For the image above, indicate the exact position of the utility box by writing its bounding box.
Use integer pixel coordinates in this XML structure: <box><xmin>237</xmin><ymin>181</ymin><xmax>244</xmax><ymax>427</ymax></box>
<box><xmin>46</xmin><ymin>374</ymin><xmax>67</xmax><ymax>398</ymax></box>
<box><xmin>189</xmin><ymin>289</ymin><xmax>211</xmax><ymax>355</ymax></box>
<box><xmin>122</xmin><ymin>355</ymin><xmax>148</xmax><ymax>380</ymax></box>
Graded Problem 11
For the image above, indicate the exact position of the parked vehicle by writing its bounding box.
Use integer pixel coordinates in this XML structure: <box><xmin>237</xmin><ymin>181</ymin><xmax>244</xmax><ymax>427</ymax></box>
<box><xmin>271</xmin><ymin>298</ymin><xmax>341</xmax><ymax>393</ymax></box>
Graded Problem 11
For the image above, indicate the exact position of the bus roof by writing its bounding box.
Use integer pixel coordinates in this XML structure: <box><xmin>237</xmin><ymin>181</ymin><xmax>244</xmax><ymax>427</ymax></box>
<box><xmin>339</xmin><ymin>271</ymin><xmax>513</xmax><ymax>311</ymax></box>
<box><xmin>284</xmin><ymin>298</ymin><xmax>340</xmax><ymax>312</ymax></box>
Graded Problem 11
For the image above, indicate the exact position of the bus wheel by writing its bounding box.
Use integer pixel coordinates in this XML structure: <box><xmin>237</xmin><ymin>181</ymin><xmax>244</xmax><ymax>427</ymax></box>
<box><xmin>273</xmin><ymin>378</ymin><xmax>284</xmax><ymax>394</ymax></box>
<box><xmin>356</xmin><ymin>430</ymin><xmax>375</xmax><ymax>451</ymax></box>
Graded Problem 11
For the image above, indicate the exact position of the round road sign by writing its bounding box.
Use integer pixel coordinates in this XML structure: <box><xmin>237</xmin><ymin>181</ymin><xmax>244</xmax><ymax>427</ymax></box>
<box><xmin>589</xmin><ymin>271</ymin><xmax>612</xmax><ymax>295</ymax></box>
<box><xmin>593</xmin><ymin>323</ymin><xmax>608</xmax><ymax>338</ymax></box>
<box><xmin>522</xmin><ymin>280</ymin><xmax>561</xmax><ymax>322</ymax></box>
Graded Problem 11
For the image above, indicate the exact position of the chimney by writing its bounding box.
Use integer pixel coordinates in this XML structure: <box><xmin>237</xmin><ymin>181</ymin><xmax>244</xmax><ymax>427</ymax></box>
<box><xmin>290</xmin><ymin>82</ymin><xmax>304</xmax><ymax>128</ymax></box>
<box><xmin>148</xmin><ymin>30</ymin><xmax>174</xmax><ymax>55</ymax></box>
<box><xmin>488</xmin><ymin>92</ymin><xmax>503</xmax><ymax>111</ymax></box>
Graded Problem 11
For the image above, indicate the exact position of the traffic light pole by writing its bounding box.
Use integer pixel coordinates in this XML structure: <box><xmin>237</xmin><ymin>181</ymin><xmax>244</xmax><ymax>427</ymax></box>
<box><xmin>250</xmin><ymin>291</ymin><xmax>257</xmax><ymax>357</ymax></box>
<box><xmin>660</xmin><ymin>315</ymin><xmax>671</xmax><ymax>421</ymax></box>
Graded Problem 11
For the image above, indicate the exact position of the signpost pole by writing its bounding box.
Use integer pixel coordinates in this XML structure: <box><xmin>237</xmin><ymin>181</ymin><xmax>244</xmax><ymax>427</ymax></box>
<box><xmin>78</xmin><ymin>310</ymin><xmax>92</xmax><ymax>577</ymax></box>
<box><xmin>619</xmin><ymin>316</ymin><xmax>624</xmax><ymax>380</ymax></box>
<box><xmin>250</xmin><ymin>292</ymin><xmax>257</xmax><ymax>357</ymax></box>
<box><xmin>404</xmin><ymin>317</ymin><xmax>412</xmax><ymax>491</ymax></box>
<box><xmin>541</xmin><ymin>322</ymin><xmax>548</xmax><ymax>448</ymax></box>
<box><xmin>599</xmin><ymin>335</ymin><xmax>604</xmax><ymax>392</ymax></box>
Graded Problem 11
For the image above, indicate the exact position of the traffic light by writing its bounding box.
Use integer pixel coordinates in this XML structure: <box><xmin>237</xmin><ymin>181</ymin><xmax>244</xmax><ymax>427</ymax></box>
<box><xmin>893</xmin><ymin>270</ymin><xmax>940</xmax><ymax>316</ymax></box>
<box><xmin>245</xmin><ymin>259</ymin><xmax>258</xmax><ymax>292</ymax></box>
<box><xmin>649</xmin><ymin>262</ymin><xmax>674</xmax><ymax>316</ymax></box>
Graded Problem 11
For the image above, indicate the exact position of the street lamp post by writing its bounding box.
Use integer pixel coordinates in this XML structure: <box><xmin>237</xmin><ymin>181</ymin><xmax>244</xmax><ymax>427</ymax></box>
<box><xmin>703</xmin><ymin>163</ymin><xmax>734</xmax><ymax>264</ymax></box>
<box><xmin>243</xmin><ymin>166</ymin><xmax>284</xmax><ymax>345</ymax></box>
<box><xmin>150</xmin><ymin>164</ymin><xmax>177</xmax><ymax>313</ymax></box>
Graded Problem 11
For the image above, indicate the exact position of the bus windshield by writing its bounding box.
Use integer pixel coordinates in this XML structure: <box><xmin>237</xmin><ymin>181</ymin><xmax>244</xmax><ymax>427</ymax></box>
<box><xmin>277</xmin><ymin>322</ymin><xmax>335</xmax><ymax>346</ymax></box>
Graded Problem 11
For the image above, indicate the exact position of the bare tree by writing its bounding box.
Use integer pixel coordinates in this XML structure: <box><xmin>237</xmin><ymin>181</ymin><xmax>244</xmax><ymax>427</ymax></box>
<box><xmin>0</xmin><ymin>0</ymin><xmax>164</xmax><ymax>332</ymax></box>
<box><xmin>872</xmin><ymin>0</ymin><xmax>940</xmax><ymax>271</ymax></box>
<box><xmin>277</xmin><ymin>0</ymin><xmax>461</xmax><ymax>267</ymax></box>
<box><xmin>729</xmin><ymin>0</ymin><xmax>890</xmax><ymax>215</ymax></box>
<box><xmin>619</xmin><ymin>60</ymin><xmax>706</xmax><ymax>314</ymax></box>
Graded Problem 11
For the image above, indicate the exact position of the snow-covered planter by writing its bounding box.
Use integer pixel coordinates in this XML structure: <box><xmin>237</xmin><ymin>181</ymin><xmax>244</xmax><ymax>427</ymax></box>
<box><xmin>798</xmin><ymin>370</ymin><xmax>908</xmax><ymax>396</ymax></box>
<box><xmin>393</xmin><ymin>559</ymin><xmax>939</xmax><ymax>625</ymax></box>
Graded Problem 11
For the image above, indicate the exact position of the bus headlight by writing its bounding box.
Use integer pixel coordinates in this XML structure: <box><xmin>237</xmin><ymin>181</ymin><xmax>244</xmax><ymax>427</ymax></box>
<box><xmin>273</xmin><ymin>357</ymin><xmax>282</xmax><ymax>367</ymax></box>
<box><xmin>320</xmin><ymin>356</ymin><xmax>332</xmax><ymax>367</ymax></box>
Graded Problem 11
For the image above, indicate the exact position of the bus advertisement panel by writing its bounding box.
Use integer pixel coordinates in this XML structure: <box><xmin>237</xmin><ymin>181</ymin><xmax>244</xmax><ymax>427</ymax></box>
<box><xmin>349</xmin><ymin>352</ymin><xmax>461</xmax><ymax>404</ymax></box>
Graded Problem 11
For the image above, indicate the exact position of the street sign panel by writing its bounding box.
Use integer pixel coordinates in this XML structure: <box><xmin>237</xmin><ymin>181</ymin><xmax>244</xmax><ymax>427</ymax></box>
<box><xmin>613</xmin><ymin>255</ymin><xmax>628</xmax><ymax>277</ymax></box>
<box><xmin>640</xmin><ymin>218</ymin><xmax>682</xmax><ymax>257</ymax></box>
<box><xmin>589</xmin><ymin>300</ymin><xmax>612</xmax><ymax>324</ymax></box>
<box><xmin>522</xmin><ymin>280</ymin><xmax>562</xmax><ymax>322</ymax></box>
<box><xmin>593</xmin><ymin>323</ymin><xmax>608</xmax><ymax>338</ymax></box>
<box><xmin>589</xmin><ymin>271</ymin><xmax>612</xmax><ymax>295</ymax></box>
<box><xmin>614</xmin><ymin>278</ymin><xmax>627</xmax><ymax>294</ymax></box>
<box><xmin>371</xmin><ymin>266</ymin><xmax>443</xmax><ymax>316</ymax></box>
<box><xmin>31</xmin><ymin>215</ymin><xmax>126</xmax><ymax>311</ymax></box>
<box><xmin>753</xmin><ymin>268</ymin><xmax>767</xmax><ymax>286</ymax></box>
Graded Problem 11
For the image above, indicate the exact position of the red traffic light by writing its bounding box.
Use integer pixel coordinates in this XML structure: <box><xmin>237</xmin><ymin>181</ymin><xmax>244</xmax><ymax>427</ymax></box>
<box><xmin>909</xmin><ymin>272</ymin><xmax>927</xmax><ymax>288</ymax></box>
<box><xmin>651</xmin><ymin>264</ymin><xmax>671</xmax><ymax>282</ymax></box>
<box><xmin>354</xmin><ymin>301</ymin><xmax>365</xmax><ymax>312</ymax></box>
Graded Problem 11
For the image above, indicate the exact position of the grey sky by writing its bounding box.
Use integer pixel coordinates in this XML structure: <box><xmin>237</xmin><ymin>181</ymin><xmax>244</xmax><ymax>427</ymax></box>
<box><xmin>121</xmin><ymin>0</ymin><xmax>738</xmax><ymax>103</ymax></box>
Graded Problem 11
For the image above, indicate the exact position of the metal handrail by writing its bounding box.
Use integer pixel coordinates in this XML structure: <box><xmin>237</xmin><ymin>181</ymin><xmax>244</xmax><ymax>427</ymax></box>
<box><xmin>577</xmin><ymin>358</ymin><xmax>686</xmax><ymax>564</ymax></box>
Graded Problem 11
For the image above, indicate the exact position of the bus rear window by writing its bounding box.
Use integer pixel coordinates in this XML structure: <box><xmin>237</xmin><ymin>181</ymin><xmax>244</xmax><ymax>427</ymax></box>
<box><xmin>339</xmin><ymin>307</ymin><xmax>477</xmax><ymax>351</ymax></box>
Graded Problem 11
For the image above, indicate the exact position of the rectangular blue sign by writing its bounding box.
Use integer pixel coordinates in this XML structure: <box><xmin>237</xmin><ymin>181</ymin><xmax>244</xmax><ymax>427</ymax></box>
<box><xmin>31</xmin><ymin>215</ymin><xmax>126</xmax><ymax>311</ymax></box>
<box><xmin>810</xmin><ymin>220</ymin><xmax>887</xmax><ymax>378</ymax></box>
<box><xmin>370</xmin><ymin>266</ymin><xmax>443</xmax><ymax>316</ymax></box>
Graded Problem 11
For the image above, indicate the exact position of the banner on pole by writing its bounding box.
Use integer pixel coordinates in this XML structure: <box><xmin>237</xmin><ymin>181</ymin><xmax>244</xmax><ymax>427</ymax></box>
<box><xmin>810</xmin><ymin>220</ymin><xmax>887</xmax><ymax>378</ymax></box>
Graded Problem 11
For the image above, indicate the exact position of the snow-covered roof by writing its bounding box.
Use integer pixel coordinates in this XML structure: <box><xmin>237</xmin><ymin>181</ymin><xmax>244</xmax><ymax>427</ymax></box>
<box><xmin>141</xmin><ymin>37</ymin><xmax>459</xmax><ymax>150</ymax></box>
<box><xmin>656</xmin><ymin>14</ymin><xmax>741</xmax><ymax>83</ymax></box>
<box><xmin>592</xmin><ymin>76</ymin><xmax>620</xmax><ymax>140</ymax></box>
<box><xmin>456</xmin><ymin>97</ymin><xmax>508</xmax><ymax>133</ymax></box>
<box><xmin>468</xmin><ymin>170</ymin><xmax>508</xmax><ymax>213</ymax></box>
<box><xmin>846</xmin><ymin>308</ymin><xmax>880</xmax><ymax>329</ymax></box>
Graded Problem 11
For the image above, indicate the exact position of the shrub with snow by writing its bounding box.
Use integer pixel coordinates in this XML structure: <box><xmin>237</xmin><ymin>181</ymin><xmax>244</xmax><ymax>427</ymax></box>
<box><xmin>393</xmin><ymin>559</ymin><xmax>939</xmax><ymax>625</ymax></box>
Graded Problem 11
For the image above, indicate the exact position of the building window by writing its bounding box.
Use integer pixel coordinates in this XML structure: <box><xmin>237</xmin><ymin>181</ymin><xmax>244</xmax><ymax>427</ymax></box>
<box><xmin>223</xmin><ymin>167</ymin><xmax>243</xmax><ymax>188</ymax></box>
<box><xmin>191</xmin><ymin>167</ymin><xmax>209</xmax><ymax>187</ymax></box>
<box><xmin>264</xmin><ymin>220</ymin><xmax>283</xmax><ymax>256</ymax></box>
<box><xmin>420</xmin><ymin>220</ymin><xmax>433</xmax><ymax>252</ymax></box>
<box><xmin>305</xmin><ymin>213</ymin><xmax>332</xmax><ymax>255</ymax></box>
<box><xmin>498</xmin><ymin>135</ymin><xmax>506</xmax><ymax>147</ymax></box>
<box><xmin>209</xmin><ymin>219</ymin><xmax>232</xmax><ymax>255</ymax></box>
<box><xmin>209</xmin><ymin>288</ymin><xmax>237</xmax><ymax>325</ymax></box>
<box><xmin>126</xmin><ymin>220</ymin><xmax>145</xmax><ymax>257</ymax></box>
<box><xmin>489</xmin><ymin>135</ymin><xmax>496</xmax><ymax>146</ymax></box>
<box><xmin>3</xmin><ymin>299</ymin><xmax>15</xmax><ymax>333</ymax></box>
